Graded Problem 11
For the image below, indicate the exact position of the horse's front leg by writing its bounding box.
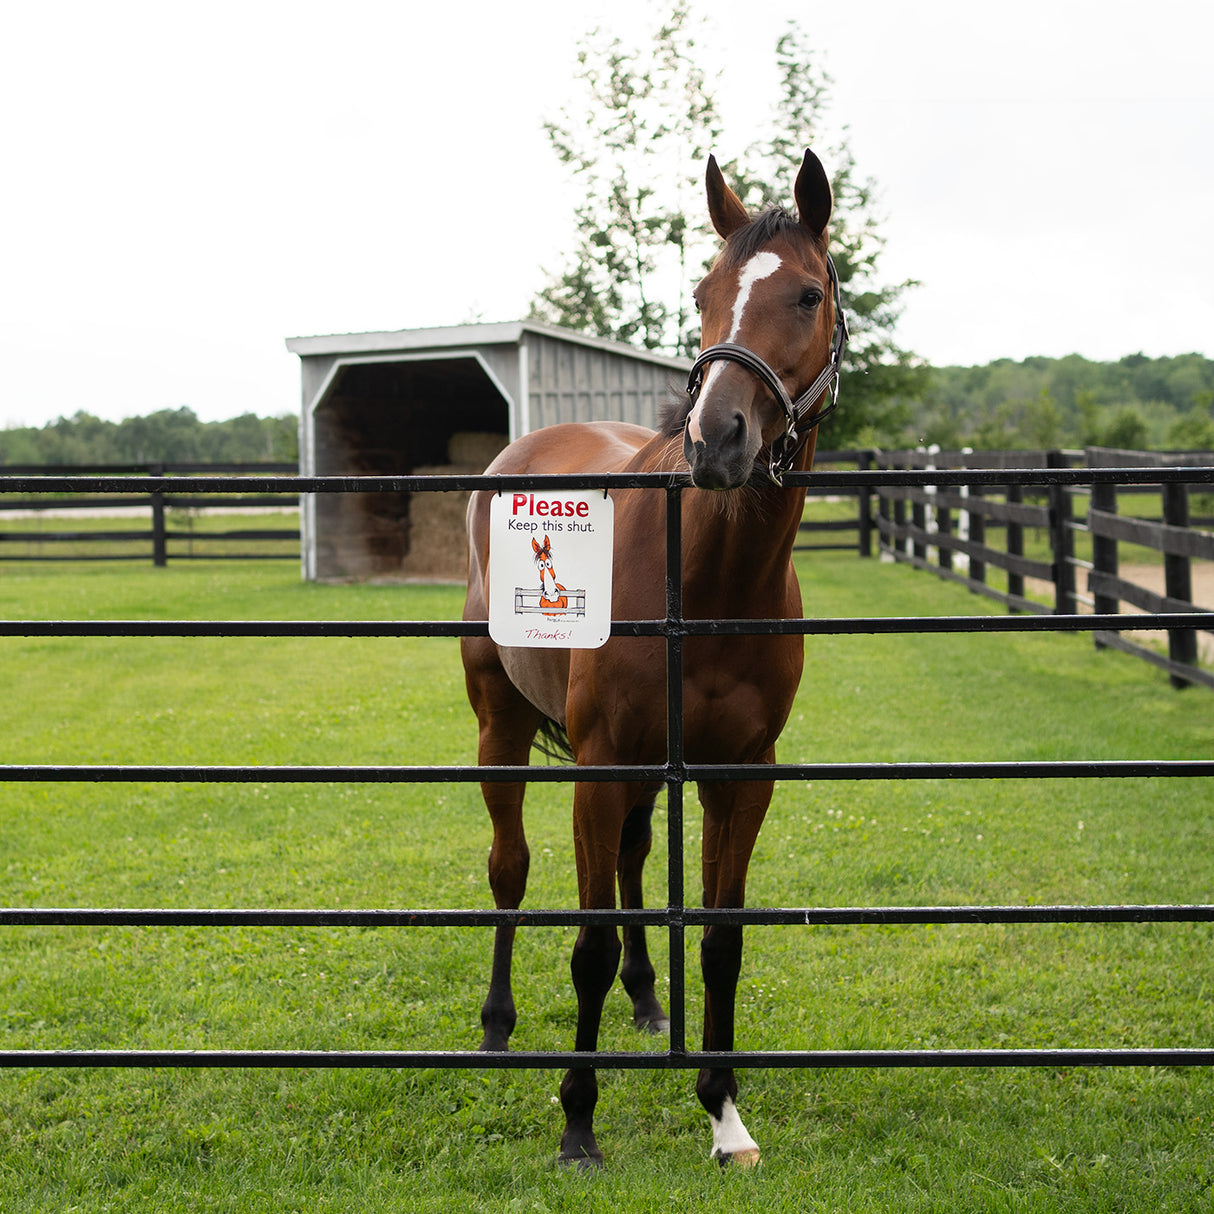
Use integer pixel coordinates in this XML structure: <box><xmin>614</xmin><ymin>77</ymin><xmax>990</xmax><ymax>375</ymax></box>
<box><xmin>557</xmin><ymin>780</ymin><xmax>632</xmax><ymax>1168</ymax></box>
<box><xmin>617</xmin><ymin>791</ymin><xmax>670</xmax><ymax>1033</ymax></box>
<box><xmin>695</xmin><ymin>776</ymin><xmax>772</xmax><ymax>1167</ymax></box>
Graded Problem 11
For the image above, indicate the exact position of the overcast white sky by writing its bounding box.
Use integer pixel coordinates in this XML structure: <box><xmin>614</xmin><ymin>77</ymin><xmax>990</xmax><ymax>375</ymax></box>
<box><xmin>2</xmin><ymin>0</ymin><xmax>1211</xmax><ymax>429</ymax></box>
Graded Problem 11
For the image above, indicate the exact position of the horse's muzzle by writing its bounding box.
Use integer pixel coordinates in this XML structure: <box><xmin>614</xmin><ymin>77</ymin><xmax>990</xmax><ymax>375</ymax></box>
<box><xmin>682</xmin><ymin>421</ymin><xmax>755</xmax><ymax>491</ymax></box>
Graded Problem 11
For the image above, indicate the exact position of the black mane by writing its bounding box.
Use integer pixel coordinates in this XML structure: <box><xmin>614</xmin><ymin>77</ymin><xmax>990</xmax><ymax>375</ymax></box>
<box><xmin>717</xmin><ymin>207</ymin><xmax>813</xmax><ymax>271</ymax></box>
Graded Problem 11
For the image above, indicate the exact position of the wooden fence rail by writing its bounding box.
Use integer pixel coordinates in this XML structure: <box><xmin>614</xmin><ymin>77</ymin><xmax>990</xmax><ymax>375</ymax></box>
<box><xmin>4</xmin><ymin>452</ymin><xmax>1210</xmax><ymax>688</ymax></box>
<box><xmin>0</xmin><ymin>462</ymin><xmax>299</xmax><ymax>565</ymax></box>
<box><xmin>873</xmin><ymin>447</ymin><xmax>1214</xmax><ymax>689</ymax></box>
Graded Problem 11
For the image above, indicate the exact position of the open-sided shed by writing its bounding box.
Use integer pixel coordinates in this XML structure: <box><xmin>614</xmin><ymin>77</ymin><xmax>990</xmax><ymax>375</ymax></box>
<box><xmin>286</xmin><ymin>321</ymin><xmax>688</xmax><ymax>581</ymax></box>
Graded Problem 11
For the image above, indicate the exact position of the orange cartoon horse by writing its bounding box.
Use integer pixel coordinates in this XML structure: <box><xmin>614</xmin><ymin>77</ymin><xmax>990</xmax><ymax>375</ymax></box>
<box><xmin>531</xmin><ymin>534</ymin><xmax>568</xmax><ymax>615</ymax></box>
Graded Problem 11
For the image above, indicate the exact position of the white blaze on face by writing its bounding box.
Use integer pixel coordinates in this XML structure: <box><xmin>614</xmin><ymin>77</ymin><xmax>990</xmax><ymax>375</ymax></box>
<box><xmin>687</xmin><ymin>251</ymin><xmax>783</xmax><ymax>445</ymax></box>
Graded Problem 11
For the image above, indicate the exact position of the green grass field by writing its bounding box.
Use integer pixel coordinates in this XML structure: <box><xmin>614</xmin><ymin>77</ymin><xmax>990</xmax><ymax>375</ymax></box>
<box><xmin>1</xmin><ymin>548</ymin><xmax>1212</xmax><ymax>1211</ymax></box>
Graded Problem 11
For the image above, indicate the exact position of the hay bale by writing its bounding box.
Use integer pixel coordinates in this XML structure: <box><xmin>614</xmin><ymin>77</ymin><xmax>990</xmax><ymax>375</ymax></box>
<box><xmin>398</xmin><ymin>434</ymin><xmax>508</xmax><ymax>579</ymax></box>
<box><xmin>400</xmin><ymin>464</ymin><xmax>473</xmax><ymax>579</ymax></box>
<box><xmin>448</xmin><ymin>431</ymin><xmax>507</xmax><ymax>467</ymax></box>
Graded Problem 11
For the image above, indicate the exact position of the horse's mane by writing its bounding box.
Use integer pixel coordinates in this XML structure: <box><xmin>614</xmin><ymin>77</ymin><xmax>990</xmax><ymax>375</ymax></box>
<box><xmin>717</xmin><ymin>206</ymin><xmax>816</xmax><ymax>271</ymax></box>
<box><xmin>659</xmin><ymin>207</ymin><xmax>820</xmax><ymax>438</ymax></box>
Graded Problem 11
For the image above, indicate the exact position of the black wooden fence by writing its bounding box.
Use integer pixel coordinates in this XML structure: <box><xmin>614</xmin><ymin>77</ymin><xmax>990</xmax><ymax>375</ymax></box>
<box><xmin>1</xmin><ymin>452</ymin><xmax>870</xmax><ymax>566</ymax></box>
<box><xmin>1</xmin><ymin>467</ymin><xmax>1212</xmax><ymax>1076</ymax></box>
<box><xmin>873</xmin><ymin>447</ymin><xmax>1214</xmax><ymax>689</ymax></box>
<box><xmin>795</xmin><ymin>448</ymin><xmax>876</xmax><ymax>555</ymax></box>
<box><xmin>0</xmin><ymin>462</ymin><xmax>299</xmax><ymax>564</ymax></box>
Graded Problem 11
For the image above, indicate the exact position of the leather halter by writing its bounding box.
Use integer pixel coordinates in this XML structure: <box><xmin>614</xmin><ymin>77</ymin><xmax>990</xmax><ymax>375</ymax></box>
<box><xmin>685</xmin><ymin>253</ymin><xmax>849</xmax><ymax>485</ymax></box>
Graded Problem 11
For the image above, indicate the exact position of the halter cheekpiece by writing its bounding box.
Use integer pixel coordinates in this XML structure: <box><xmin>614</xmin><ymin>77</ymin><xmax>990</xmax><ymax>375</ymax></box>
<box><xmin>685</xmin><ymin>253</ymin><xmax>849</xmax><ymax>485</ymax></box>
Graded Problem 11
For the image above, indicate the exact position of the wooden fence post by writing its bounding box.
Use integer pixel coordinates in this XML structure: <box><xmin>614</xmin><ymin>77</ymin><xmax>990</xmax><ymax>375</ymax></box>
<box><xmin>150</xmin><ymin>463</ymin><xmax>167</xmax><ymax>567</ymax></box>
<box><xmin>1047</xmin><ymin>451</ymin><xmax>1076</xmax><ymax>614</ymax></box>
<box><xmin>1162</xmin><ymin>480</ymin><xmax>1198</xmax><ymax>687</ymax></box>
<box><xmin>1006</xmin><ymin>482</ymin><xmax>1025</xmax><ymax>609</ymax></box>
<box><xmin>857</xmin><ymin>449</ymin><xmax>873</xmax><ymax>558</ymax></box>
<box><xmin>968</xmin><ymin>484</ymin><xmax>986</xmax><ymax>586</ymax></box>
<box><xmin>937</xmin><ymin>497</ymin><xmax>953</xmax><ymax>573</ymax></box>
<box><xmin>1090</xmin><ymin>479</ymin><xmax>1119</xmax><ymax>648</ymax></box>
<box><xmin>912</xmin><ymin>489</ymin><xmax>927</xmax><ymax>561</ymax></box>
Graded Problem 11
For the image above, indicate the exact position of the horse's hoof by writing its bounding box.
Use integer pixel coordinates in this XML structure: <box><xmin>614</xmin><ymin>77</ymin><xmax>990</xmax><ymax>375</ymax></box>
<box><xmin>715</xmin><ymin>1147</ymin><xmax>761</xmax><ymax>1169</ymax></box>
<box><xmin>635</xmin><ymin>1014</ymin><xmax>671</xmax><ymax>1035</ymax></box>
<box><xmin>557</xmin><ymin>1151</ymin><xmax>604</xmax><ymax>1173</ymax></box>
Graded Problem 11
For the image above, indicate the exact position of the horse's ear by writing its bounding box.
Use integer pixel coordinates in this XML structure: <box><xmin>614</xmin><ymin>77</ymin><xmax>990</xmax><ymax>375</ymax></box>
<box><xmin>706</xmin><ymin>154</ymin><xmax>750</xmax><ymax>239</ymax></box>
<box><xmin>794</xmin><ymin>148</ymin><xmax>832</xmax><ymax>240</ymax></box>
<box><xmin>531</xmin><ymin>538</ymin><xmax>542</xmax><ymax>555</ymax></box>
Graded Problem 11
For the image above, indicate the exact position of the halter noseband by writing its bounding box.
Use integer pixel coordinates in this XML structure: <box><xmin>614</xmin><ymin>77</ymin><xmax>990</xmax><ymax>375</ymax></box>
<box><xmin>685</xmin><ymin>253</ymin><xmax>849</xmax><ymax>485</ymax></box>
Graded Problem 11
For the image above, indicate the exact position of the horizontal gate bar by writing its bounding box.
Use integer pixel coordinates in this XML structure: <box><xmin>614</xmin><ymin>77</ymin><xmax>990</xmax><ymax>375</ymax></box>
<box><xmin>2</xmin><ymin>760</ymin><xmax>1210</xmax><ymax>782</ymax></box>
<box><xmin>0</xmin><ymin>613</ymin><xmax>1209</xmax><ymax>638</ymax></box>
<box><xmin>2</xmin><ymin>467</ymin><xmax>1213</xmax><ymax>494</ymax></box>
<box><xmin>2</xmin><ymin>1047</ymin><xmax>1211</xmax><ymax>1070</ymax></box>
<box><xmin>4</xmin><ymin>904</ymin><xmax>1213</xmax><ymax>927</ymax></box>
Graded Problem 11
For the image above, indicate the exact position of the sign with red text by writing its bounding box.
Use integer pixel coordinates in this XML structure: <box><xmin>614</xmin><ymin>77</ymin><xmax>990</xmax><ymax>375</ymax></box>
<box><xmin>488</xmin><ymin>490</ymin><xmax>614</xmax><ymax>648</ymax></box>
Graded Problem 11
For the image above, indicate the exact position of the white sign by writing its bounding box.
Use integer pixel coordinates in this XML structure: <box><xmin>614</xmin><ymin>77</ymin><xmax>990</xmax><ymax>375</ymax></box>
<box><xmin>488</xmin><ymin>490</ymin><xmax>614</xmax><ymax>649</ymax></box>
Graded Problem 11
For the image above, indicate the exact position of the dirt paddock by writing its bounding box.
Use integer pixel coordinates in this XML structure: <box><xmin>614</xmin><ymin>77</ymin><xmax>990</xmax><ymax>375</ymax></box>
<box><xmin>1086</xmin><ymin>561</ymin><xmax>1213</xmax><ymax>665</ymax></box>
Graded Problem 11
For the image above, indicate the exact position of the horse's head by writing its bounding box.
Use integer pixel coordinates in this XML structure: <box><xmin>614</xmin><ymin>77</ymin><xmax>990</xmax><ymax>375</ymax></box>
<box><xmin>683</xmin><ymin>149</ymin><xmax>843</xmax><ymax>490</ymax></box>
<box><xmin>532</xmin><ymin>534</ymin><xmax>557</xmax><ymax>592</ymax></box>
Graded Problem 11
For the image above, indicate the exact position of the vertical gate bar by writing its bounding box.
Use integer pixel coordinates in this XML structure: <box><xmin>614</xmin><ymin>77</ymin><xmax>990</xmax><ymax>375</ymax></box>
<box><xmin>664</xmin><ymin>482</ymin><xmax>687</xmax><ymax>1056</ymax></box>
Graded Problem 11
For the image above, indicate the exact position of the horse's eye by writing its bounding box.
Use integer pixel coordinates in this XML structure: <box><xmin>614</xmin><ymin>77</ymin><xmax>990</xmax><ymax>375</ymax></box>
<box><xmin>798</xmin><ymin>288</ymin><xmax>824</xmax><ymax>311</ymax></box>
<box><xmin>693</xmin><ymin>297</ymin><xmax>701</xmax><ymax>313</ymax></box>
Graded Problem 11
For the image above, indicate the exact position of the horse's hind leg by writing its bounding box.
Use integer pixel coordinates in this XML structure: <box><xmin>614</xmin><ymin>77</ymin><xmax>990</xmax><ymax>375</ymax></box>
<box><xmin>617</xmin><ymin>792</ymin><xmax>669</xmax><ymax>1033</ymax></box>
<box><xmin>463</xmin><ymin>640</ymin><xmax>544</xmax><ymax>1052</ymax></box>
<box><xmin>480</xmin><ymin>777</ymin><xmax>532</xmax><ymax>1052</ymax></box>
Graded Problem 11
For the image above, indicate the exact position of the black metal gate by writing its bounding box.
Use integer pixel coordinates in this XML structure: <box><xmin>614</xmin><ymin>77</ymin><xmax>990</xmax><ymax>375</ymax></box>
<box><xmin>2</xmin><ymin>466</ymin><xmax>1213</xmax><ymax>1072</ymax></box>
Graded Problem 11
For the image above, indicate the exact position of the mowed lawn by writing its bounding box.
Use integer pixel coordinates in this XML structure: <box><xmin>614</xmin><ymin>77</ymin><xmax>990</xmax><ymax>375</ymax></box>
<box><xmin>0</xmin><ymin>549</ymin><xmax>1211</xmax><ymax>1213</ymax></box>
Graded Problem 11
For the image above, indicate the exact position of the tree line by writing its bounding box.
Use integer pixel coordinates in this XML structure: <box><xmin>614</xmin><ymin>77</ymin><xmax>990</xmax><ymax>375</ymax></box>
<box><xmin>0</xmin><ymin>407</ymin><xmax>298</xmax><ymax>467</ymax></box>
<box><xmin>4</xmin><ymin>3</ymin><xmax>1207</xmax><ymax>466</ymax></box>
<box><xmin>527</xmin><ymin>5</ymin><xmax>1211</xmax><ymax>455</ymax></box>
<box><xmin>3</xmin><ymin>350</ymin><xmax>1209</xmax><ymax>467</ymax></box>
<box><xmin>902</xmin><ymin>351</ymin><xmax>1214</xmax><ymax>453</ymax></box>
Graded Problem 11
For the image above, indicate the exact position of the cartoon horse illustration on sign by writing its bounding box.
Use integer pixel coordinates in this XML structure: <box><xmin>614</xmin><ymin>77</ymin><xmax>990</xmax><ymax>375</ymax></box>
<box><xmin>531</xmin><ymin>534</ymin><xmax>569</xmax><ymax>616</ymax></box>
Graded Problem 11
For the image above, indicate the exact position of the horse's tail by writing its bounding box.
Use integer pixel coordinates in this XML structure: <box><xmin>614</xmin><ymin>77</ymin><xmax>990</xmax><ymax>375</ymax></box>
<box><xmin>534</xmin><ymin>717</ymin><xmax>575</xmax><ymax>764</ymax></box>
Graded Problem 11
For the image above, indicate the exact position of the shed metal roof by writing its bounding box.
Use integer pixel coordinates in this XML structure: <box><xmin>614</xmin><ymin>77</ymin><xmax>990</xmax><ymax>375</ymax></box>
<box><xmin>285</xmin><ymin>319</ymin><xmax>689</xmax><ymax>371</ymax></box>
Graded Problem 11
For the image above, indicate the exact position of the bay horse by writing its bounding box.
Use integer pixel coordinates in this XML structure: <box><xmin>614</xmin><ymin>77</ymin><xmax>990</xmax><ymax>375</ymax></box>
<box><xmin>461</xmin><ymin>148</ymin><xmax>845</xmax><ymax>1167</ymax></box>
